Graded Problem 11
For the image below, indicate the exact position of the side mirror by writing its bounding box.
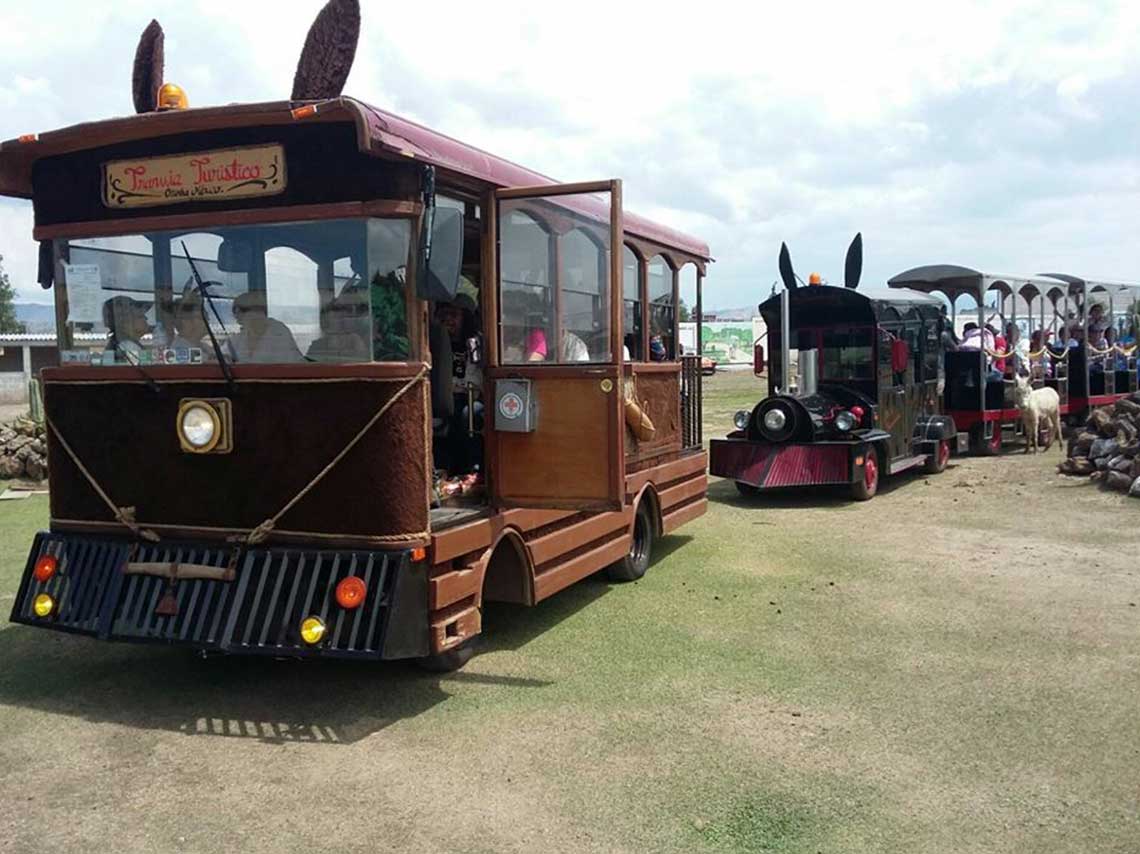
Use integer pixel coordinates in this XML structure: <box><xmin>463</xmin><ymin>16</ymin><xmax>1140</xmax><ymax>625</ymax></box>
<box><xmin>753</xmin><ymin>341</ymin><xmax>766</xmax><ymax>376</ymax></box>
<box><xmin>418</xmin><ymin>207</ymin><xmax>464</xmax><ymax>301</ymax></box>
<box><xmin>217</xmin><ymin>239</ymin><xmax>253</xmax><ymax>273</ymax></box>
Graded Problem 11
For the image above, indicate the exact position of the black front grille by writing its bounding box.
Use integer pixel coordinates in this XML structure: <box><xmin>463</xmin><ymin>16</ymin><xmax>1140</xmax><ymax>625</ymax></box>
<box><xmin>12</xmin><ymin>533</ymin><xmax>409</xmax><ymax>658</ymax></box>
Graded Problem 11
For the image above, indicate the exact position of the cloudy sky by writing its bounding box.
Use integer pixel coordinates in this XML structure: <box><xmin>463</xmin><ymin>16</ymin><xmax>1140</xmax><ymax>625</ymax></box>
<box><xmin>1</xmin><ymin>0</ymin><xmax>1138</xmax><ymax>309</ymax></box>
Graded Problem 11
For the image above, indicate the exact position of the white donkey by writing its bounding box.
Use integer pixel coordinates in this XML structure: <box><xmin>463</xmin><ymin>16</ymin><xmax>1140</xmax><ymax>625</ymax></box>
<box><xmin>1014</xmin><ymin>375</ymin><xmax>1063</xmax><ymax>453</ymax></box>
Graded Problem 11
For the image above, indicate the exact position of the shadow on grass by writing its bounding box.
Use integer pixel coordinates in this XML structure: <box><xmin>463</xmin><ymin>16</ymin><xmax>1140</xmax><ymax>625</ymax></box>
<box><xmin>0</xmin><ymin>541</ymin><xmax>688</xmax><ymax>745</ymax></box>
<box><xmin>479</xmin><ymin>533</ymin><xmax>692</xmax><ymax>655</ymax></box>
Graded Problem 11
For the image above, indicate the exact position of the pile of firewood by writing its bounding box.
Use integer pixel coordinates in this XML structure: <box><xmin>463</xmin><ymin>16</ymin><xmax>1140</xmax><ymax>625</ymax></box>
<box><xmin>0</xmin><ymin>417</ymin><xmax>48</xmax><ymax>482</ymax></box>
<box><xmin>1058</xmin><ymin>392</ymin><xmax>1140</xmax><ymax>498</ymax></box>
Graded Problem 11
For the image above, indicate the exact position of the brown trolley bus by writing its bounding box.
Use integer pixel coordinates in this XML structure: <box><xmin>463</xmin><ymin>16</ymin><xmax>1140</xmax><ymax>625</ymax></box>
<box><xmin>0</xmin><ymin>6</ymin><xmax>711</xmax><ymax>670</ymax></box>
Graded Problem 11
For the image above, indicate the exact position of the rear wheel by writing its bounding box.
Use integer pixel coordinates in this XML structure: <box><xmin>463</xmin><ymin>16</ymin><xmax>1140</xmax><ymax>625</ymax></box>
<box><xmin>924</xmin><ymin>439</ymin><xmax>951</xmax><ymax>474</ymax></box>
<box><xmin>851</xmin><ymin>446</ymin><xmax>879</xmax><ymax>501</ymax></box>
<box><xmin>608</xmin><ymin>501</ymin><xmax>654</xmax><ymax>582</ymax></box>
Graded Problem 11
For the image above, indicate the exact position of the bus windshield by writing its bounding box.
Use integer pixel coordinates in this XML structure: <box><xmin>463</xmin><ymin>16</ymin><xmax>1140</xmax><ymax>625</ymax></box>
<box><xmin>55</xmin><ymin>217</ymin><xmax>412</xmax><ymax>367</ymax></box>
<box><xmin>820</xmin><ymin>328</ymin><xmax>874</xmax><ymax>381</ymax></box>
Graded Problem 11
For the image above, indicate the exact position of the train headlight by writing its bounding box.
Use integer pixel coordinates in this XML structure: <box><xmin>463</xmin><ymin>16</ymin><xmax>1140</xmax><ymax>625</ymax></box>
<box><xmin>733</xmin><ymin>410</ymin><xmax>750</xmax><ymax>430</ymax></box>
<box><xmin>835</xmin><ymin>410</ymin><xmax>857</xmax><ymax>432</ymax></box>
<box><xmin>763</xmin><ymin>409</ymin><xmax>787</xmax><ymax>432</ymax></box>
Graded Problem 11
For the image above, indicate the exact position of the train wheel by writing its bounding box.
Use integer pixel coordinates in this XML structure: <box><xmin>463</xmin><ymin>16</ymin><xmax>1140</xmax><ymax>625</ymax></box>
<box><xmin>851</xmin><ymin>447</ymin><xmax>879</xmax><ymax>501</ymax></box>
<box><xmin>607</xmin><ymin>500</ymin><xmax>654</xmax><ymax>582</ymax></box>
<box><xmin>970</xmin><ymin>424</ymin><xmax>1002</xmax><ymax>456</ymax></box>
<box><xmin>416</xmin><ymin>636</ymin><xmax>477</xmax><ymax>672</ymax></box>
<box><xmin>735</xmin><ymin>481</ymin><xmax>761</xmax><ymax>498</ymax></box>
<box><xmin>924</xmin><ymin>439</ymin><xmax>951</xmax><ymax>474</ymax></box>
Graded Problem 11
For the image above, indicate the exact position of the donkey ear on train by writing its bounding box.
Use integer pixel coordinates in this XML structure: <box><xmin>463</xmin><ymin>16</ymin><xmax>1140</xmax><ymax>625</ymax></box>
<box><xmin>778</xmin><ymin>242</ymin><xmax>798</xmax><ymax>290</ymax></box>
<box><xmin>131</xmin><ymin>19</ymin><xmax>164</xmax><ymax>114</ymax></box>
<box><xmin>291</xmin><ymin>0</ymin><xmax>362</xmax><ymax>101</ymax></box>
<box><xmin>844</xmin><ymin>232</ymin><xmax>863</xmax><ymax>290</ymax></box>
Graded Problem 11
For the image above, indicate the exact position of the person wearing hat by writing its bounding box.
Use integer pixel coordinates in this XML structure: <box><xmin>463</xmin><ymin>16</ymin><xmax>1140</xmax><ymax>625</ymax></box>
<box><xmin>229</xmin><ymin>291</ymin><xmax>303</xmax><ymax>363</ymax></box>
<box><xmin>307</xmin><ymin>285</ymin><xmax>370</xmax><ymax>363</ymax></box>
<box><xmin>101</xmin><ymin>295</ymin><xmax>152</xmax><ymax>361</ymax></box>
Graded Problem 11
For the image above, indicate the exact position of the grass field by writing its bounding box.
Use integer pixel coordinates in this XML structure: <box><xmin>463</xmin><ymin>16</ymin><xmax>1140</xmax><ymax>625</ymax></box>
<box><xmin>1</xmin><ymin>371</ymin><xmax>1138</xmax><ymax>853</ymax></box>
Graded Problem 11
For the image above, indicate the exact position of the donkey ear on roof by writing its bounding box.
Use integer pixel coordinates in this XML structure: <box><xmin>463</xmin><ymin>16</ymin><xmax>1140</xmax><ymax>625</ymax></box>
<box><xmin>844</xmin><ymin>232</ymin><xmax>863</xmax><ymax>290</ymax></box>
<box><xmin>291</xmin><ymin>0</ymin><xmax>362</xmax><ymax>102</ymax></box>
<box><xmin>131</xmin><ymin>19</ymin><xmax>164</xmax><ymax>114</ymax></box>
<box><xmin>778</xmin><ymin>242</ymin><xmax>797</xmax><ymax>290</ymax></box>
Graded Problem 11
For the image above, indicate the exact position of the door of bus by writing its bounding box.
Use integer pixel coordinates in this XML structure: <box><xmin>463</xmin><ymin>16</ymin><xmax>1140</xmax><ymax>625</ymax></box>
<box><xmin>488</xmin><ymin>180</ymin><xmax>625</xmax><ymax>511</ymax></box>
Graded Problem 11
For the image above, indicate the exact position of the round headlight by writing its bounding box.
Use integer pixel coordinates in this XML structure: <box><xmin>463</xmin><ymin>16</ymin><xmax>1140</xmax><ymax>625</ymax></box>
<box><xmin>733</xmin><ymin>410</ymin><xmax>750</xmax><ymax>430</ymax></box>
<box><xmin>835</xmin><ymin>410</ymin><xmax>857</xmax><ymax>432</ymax></box>
<box><xmin>763</xmin><ymin>409</ymin><xmax>787</xmax><ymax>432</ymax></box>
<box><xmin>180</xmin><ymin>405</ymin><xmax>218</xmax><ymax>450</ymax></box>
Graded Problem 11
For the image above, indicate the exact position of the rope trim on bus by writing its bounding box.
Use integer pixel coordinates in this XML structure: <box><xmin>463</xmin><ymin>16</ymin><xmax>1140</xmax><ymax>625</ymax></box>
<box><xmin>45</xmin><ymin>366</ymin><xmax>431</xmax><ymax>548</ymax></box>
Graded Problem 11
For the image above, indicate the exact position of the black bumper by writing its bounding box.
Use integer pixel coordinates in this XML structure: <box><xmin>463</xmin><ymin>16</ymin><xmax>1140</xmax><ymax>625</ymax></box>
<box><xmin>10</xmin><ymin>532</ymin><xmax>429</xmax><ymax>660</ymax></box>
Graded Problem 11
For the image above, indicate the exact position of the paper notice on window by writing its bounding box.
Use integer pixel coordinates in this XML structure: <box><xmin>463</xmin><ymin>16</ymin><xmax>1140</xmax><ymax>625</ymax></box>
<box><xmin>64</xmin><ymin>264</ymin><xmax>103</xmax><ymax>323</ymax></box>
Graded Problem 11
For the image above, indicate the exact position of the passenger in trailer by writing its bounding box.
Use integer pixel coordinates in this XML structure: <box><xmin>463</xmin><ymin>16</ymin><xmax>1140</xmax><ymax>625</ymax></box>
<box><xmin>230</xmin><ymin>292</ymin><xmax>304</xmax><ymax>363</ymax></box>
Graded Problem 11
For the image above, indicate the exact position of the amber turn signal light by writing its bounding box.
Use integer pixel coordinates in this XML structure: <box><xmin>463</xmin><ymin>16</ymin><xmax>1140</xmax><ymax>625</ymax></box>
<box><xmin>33</xmin><ymin>593</ymin><xmax>55</xmax><ymax>618</ymax></box>
<box><xmin>335</xmin><ymin>576</ymin><xmax>367</xmax><ymax>610</ymax></box>
<box><xmin>300</xmin><ymin>616</ymin><xmax>326</xmax><ymax>645</ymax></box>
<box><xmin>33</xmin><ymin>555</ymin><xmax>58</xmax><ymax>583</ymax></box>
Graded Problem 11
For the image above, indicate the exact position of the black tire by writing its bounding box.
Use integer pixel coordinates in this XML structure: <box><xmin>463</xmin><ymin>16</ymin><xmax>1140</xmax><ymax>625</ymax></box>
<box><xmin>607</xmin><ymin>501</ymin><xmax>654</xmax><ymax>582</ymax></box>
<box><xmin>415</xmin><ymin>637</ymin><xmax>477</xmax><ymax>673</ymax></box>
<box><xmin>735</xmin><ymin>481</ymin><xmax>761</xmax><ymax>498</ymax></box>
<box><xmin>850</xmin><ymin>446</ymin><xmax>879</xmax><ymax>501</ymax></box>
<box><xmin>923</xmin><ymin>439</ymin><xmax>950</xmax><ymax>474</ymax></box>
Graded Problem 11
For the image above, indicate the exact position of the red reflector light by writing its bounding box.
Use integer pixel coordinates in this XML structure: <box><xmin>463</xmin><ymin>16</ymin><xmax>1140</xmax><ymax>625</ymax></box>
<box><xmin>335</xmin><ymin>576</ymin><xmax>367</xmax><ymax>610</ymax></box>
<box><xmin>33</xmin><ymin>555</ymin><xmax>58</xmax><ymax>583</ymax></box>
<box><xmin>290</xmin><ymin>104</ymin><xmax>318</xmax><ymax>120</ymax></box>
<box><xmin>18</xmin><ymin>133</ymin><xmax>37</xmax><ymax>144</ymax></box>
<box><xmin>851</xmin><ymin>406</ymin><xmax>865</xmax><ymax>419</ymax></box>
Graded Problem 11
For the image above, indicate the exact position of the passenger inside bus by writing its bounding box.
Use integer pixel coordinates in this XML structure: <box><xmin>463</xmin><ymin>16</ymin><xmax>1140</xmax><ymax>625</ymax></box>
<box><xmin>429</xmin><ymin>283</ymin><xmax>485</xmax><ymax>500</ymax></box>
<box><xmin>307</xmin><ymin>284</ymin><xmax>370</xmax><ymax>362</ymax></box>
<box><xmin>230</xmin><ymin>291</ymin><xmax>304</xmax><ymax>363</ymax></box>
<box><xmin>101</xmin><ymin>296</ymin><xmax>152</xmax><ymax>361</ymax></box>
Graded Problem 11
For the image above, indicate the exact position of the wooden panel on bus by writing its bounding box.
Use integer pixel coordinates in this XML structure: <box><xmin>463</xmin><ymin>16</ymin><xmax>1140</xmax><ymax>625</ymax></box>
<box><xmin>625</xmin><ymin>365</ymin><xmax>682</xmax><ymax>462</ymax></box>
<box><xmin>42</xmin><ymin>368</ymin><xmax>430</xmax><ymax>543</ymax></box>
<box><xmin>492</xmin><ymin>372</ymin><xmax>621</xmax><ymax>510</ymax></box>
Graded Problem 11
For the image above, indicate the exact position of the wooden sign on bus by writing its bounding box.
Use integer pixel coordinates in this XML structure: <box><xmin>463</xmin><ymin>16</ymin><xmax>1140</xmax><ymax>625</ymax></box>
<box><xmin>102</xmin><ymin>143</ymin><xmax>287</xmax><ymax>208</ymax></box>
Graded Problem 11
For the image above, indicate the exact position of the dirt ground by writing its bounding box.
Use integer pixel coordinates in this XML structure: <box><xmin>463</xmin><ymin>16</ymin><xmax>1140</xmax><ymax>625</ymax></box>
<box><xmin>1</xmin><ymin>371</ymin><xmax>1138</xmax><ymax>853</ymax></box>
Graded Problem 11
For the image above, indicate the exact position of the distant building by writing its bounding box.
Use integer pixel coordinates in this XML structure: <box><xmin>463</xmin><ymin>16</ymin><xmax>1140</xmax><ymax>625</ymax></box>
<box><xmin>0</xmin><ymin>332</ymin><xmax>103</xmax><ymax>403</ymax></box>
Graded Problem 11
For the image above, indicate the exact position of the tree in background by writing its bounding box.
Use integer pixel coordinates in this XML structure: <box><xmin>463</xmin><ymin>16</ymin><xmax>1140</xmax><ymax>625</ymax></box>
<box><xmin>678</xmin><ymin>298</ymin><xmax>691</xmax><ymax>322</ymax></box>
<box><xmin>0</xmin><ymin>254</ymin><xmax>26</xmax><ymax>334</ymax></box>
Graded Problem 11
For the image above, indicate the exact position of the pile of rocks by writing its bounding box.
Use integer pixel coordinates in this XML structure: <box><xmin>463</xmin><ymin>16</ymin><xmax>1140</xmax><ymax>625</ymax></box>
<box><xmin>1058</xmin><ymin>392</ymin><xmax>1140</xmax><ymax>498</ymax></box>
<box><xmin>0</xmin><ymin>417</ymin><xmax>48</xmax><ymax>482</ymax></box>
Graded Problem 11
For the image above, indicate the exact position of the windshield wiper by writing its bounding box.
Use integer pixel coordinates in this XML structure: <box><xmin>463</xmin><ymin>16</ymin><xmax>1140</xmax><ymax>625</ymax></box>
<box><xmin>118</xmin><ymin>344</ymin><xmax>162</xmax><ymax>393</ymax></box>
<box><xmin>181</xmin><ymin>241</ymin><xmax>235</xmax><ymax>387</ymax></box>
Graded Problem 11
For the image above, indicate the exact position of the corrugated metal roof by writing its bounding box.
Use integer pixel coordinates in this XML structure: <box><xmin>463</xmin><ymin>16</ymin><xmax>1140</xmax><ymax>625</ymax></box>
<box><xmin>0</xmin><ymin>333</ymin><xmax>104</xmax><ymax>345</ymax></box>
